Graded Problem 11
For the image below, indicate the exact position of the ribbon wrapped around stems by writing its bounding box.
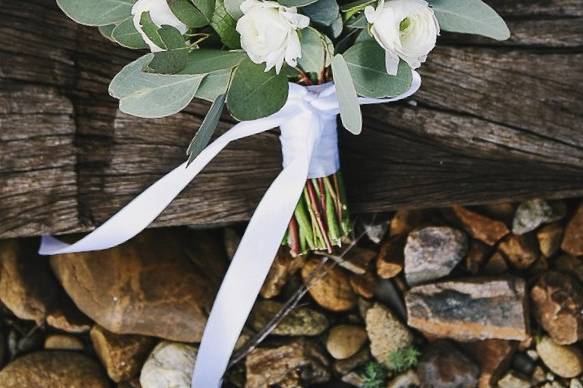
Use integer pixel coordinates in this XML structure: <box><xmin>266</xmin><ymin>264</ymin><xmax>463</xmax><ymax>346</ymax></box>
<box><xmin>39</xmin><ymin>72</ymin><xmax>421</xmax><ymax>388</ymax></box>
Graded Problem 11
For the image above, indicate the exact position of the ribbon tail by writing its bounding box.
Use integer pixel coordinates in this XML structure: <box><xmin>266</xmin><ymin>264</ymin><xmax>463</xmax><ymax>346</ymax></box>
<box><xmin>38</xmin><ymin>114</ymin><xmax>285</xmax><ymax>256</ymax></box>
<box><xmin>191</xmin><ymin>111</ymin><xmax>318</xmax><ymax>388</ymax></box>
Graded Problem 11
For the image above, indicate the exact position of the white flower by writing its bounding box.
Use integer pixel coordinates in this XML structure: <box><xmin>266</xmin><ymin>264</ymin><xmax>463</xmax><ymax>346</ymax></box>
<box><xmin>365</xmin><ymin>0</ymin><xmax>440</xmax><ymax>75</ymax></box>
<box><xmin>132</xmin><ymin>0</ymin><xmax>188</xmax><ymax>52</ymax></box>
<box><xmin>236</xmin><ymin>0</ymin><xmax>310</xmax><ymax>74</ymax></box>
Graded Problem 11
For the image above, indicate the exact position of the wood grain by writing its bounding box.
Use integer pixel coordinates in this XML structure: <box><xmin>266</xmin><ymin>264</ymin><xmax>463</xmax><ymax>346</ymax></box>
<box><xmin>1</xmin><ymin>0</ymin><xmax>583</xmax><ymax>238</ymax></box>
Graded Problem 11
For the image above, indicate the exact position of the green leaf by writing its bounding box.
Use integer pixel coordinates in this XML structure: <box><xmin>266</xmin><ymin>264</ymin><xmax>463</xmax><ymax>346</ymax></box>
<box><xmin>303</xmin><ymin>0</ymin><xmax>339</xmax><ymax>26</ymax></box>
<box><xmin>343</xmin><ymin>41</ymin><xmax>412</xmax><ymax>98</ymax></box>
<box><xmin>147</xmin><ymin>48</ymin><xmax>189</xmax><ymax>74</ymax></box>
<box><xmin>227</xmin><ymin>58</ymin><xmax>288</xmax><ymax>121</ymax></box>
<box><xmin>298</xmin><ymin>27</ymin><xmax>334</xmax><ymax>75</ymax></box>
<box><xmin>331</xmin><ymin>54</ymin><xmax>362</xmax><ymax>134</ymax></box>
<box><xmin>158</xmin><ymin>25</ymin><xmax>187</xmax><ymax>49</ymax></box>
<box><xmin>196</xmin><ymin>69</ymin><xmax>233</xmax><ymax>101</ymax></box>
<box><xmin>194</xmin><ymin>0</ymin><xmax>216</xmax><ymax>21</ymax></box>
<box><xmin>187</xmin><ymin>94</ymin><xmax>226</xmax><ymax>164</ymax></box>
<box><xmin>224</xmin><ymin>0</ymin><xmax>244</xmax><ymax>19</ymax></box>
<box><xmin>110</xmin><ymin>54</ymin><xmax>206</xmax><ymax>118</ymax></box>
<box><xmin>168</xmin><ymin>0</ymin><xmax>209</xmax><ymax>27</ymax></box>
<box><xmin>98</xmin><ymin>24</ymin><xmax>117</xmax><ymax>41</ymax></box>
<box><xmin>111</xmin><ymin>17</ymin><xmax>148</xmax><ymax>49</ymax></box>
<box><xmin>211</xmin><ymin>0</ymin><xmax>240</xmax><ymax>48</ymax></box>
<box><xmin>57</xmin><ymin>0</ymin><xmax>135</xmax><ymax>26</ymax></box>
<box><xmin>140</xmin><ymin>12</ymin><xmax>166</xmax><ymax>48</ymax></box>
<box><xmin>430</xmin><ymin>0</ymin><xmax>510</xmax><ymax>40</ymax></box>
<box><xmin>180</xmin><ymin>50</ymin><xmax>246</xmax><ymax>74</ymax></box>
<box><xmin>278</xmin><ymin>0</ymin><xmax>319</xmax><ymax>6</ymax></box>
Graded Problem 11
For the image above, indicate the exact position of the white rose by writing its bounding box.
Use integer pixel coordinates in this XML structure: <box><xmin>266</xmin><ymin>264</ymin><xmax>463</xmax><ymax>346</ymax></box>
<box><xmin>236</xmin><ymin>0</ymin><xmax>310</xmax><ymax>74</ymax></box>
<box><xmin>365</xmin><ymin>0</ymin><xmax>439</xmax><ymax>75</ymax></box>
<box><xmin>132</xmin><ymin>0</ymin><xmax>188</xmax><ymax>52</ymax></box>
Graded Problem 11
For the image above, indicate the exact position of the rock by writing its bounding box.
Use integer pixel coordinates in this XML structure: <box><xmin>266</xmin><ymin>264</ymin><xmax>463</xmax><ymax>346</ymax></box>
<box><xmin>537</xmin><ymin>336</ymin><xmax>583</xmax><ymax>378</ymax></box>
<box><xmin>555</xmin><ymin>254</ymin><xmax>583</xmax><ymax>282</ymax></box>
<box><xmin>223</xmin><ymin>227</ymin><xmax>241</xmax><ymax>260</ymax></box>
<box><xmin>91</xmin><ymin>325</ymin><xmax>156</xmax><ymax>383</ymax></box>
<box><xmin>390</xmin><ymin>209</ymin><xmax>428</xmax><ymax>236</ymax></box>
<box><xmin>46</xmin><ymin>295</ymin><xmax>92</xmax><ymax>334</ymax></box>
<box><xmin>498</xmin><ymin>371</ymin><xmax>530</xmax><ymax>388</ymax></box>
<box><xmin>452</xmin><ymin>205</ymin><xmax>510</xmax><ymax>245</ymax></box>
<box><xmin>0</xmin><ymin>239</ymin><xmax>58</xmax><ymax>324</ymax></box>
<box><xmin>406</xmin><ymin>277</ymin><xmax>529</xmax><ymax>341</ymax></box>
<box><xmin>417</xmin><ymin>341</ymin><xmax>479</xmax><ymax>388</ymax></box>
<box><xmin>404</xmin><ymin>226</ymin><xmax>468</xmax><ymax>286</ymax></box>
<box><xmin>387</xmin><ymin>370</ymin><xmax>420</xmax><ymax>388</ymax></box>
<box><xmin>341</xmin><ymin>371</ymin><xmax>364</xmax><ymax>387</ymax></box>
<box><xmin>44</xmin><ymin>334</ymin><xmax>84</xmax><ymax>351</ymax></box>
<box><xmin>326</xmin><ymin>325</ymin><xmax>367</xmax><ymax>360</ymax></box>
<box><xmin>140</xmin><ymin>341</ymin><xmax>197</xmax><ymax>388</ymax></box>
<box><xmin>333</xmin><ymin>347</ymin><xmax>370</xmax><ymax>375</ymax></box>
<box><xmin>249</xmin><ymin>300</ymin><xmax>328</xmax><ymax>336</ymax></box>
<box><xmin>245</xmin><ymin>339</ymin><xmax>330</xmax><ymax>388</ymax></box>
<box><xmin>512</xmin><ymin>352</ymin><xmax>536</xmax><ymax>376</ymax></box>
<box><xmin>482</xmin><ymin>251</ymin><xmax>509</xmax><ymax>275</ymax></box>
<box><xmin>7</xmin><ymin>328</ymin><xmax>43</xmax><ymax>359</ymax></box>
<box><xmin>498</xmin><ymin>233</ymin><xmax>540</xmax><ymax>270</ymax></box>
<box><xmin>0</xmin><ymin>351</ymin><xmax>109</xmax><ymax>387</ymax></box>
<box><xmin>260</xmin><ymin>248</ymin><xmax>305</xmax><ymax>299</ymax></box>
<box><xmin>531</xmin><ymin>271</ymin><xmax>583</xmax><ymax>345</ymax></box>
<box><xmin>571</xmin><ymin>379</ymin><xmax>583</xmax><ymax>388</ymax></box>
<box><xmin>376</xmin><ymin>235</ymin><xmax>405</xmax><ymax>279</ymax></box>
<box><xmin>301</xmin><ymin>258</ymin><xmax>357</xmax><ymax>312</ymax></box>
<box><xmin>330</xmin><ymin>246</ymin><xmax>377</xmax><ymax>275</ymax></box>
<box><xmin>532</xmin><ymin>366</ymin><xmax>547</xmax><ymax>385</ymax></box>
<box><xmin>513</xmin><ymin>199</ymin><xmax>565</xmax><ymax>235</ymax></box>
<box><xmin>562</xmin><ymin>203</ymin><xmax>583</xmax><ymax>256</ymax></box>
<box><xmin>373</xmin><ymin>279</ymin><xmax>407</xmax><ymax>321</ymax></box>
<box><xmin>361</xmin><ymin>217</ymin><xmax>389</xmax><ymax>244</ymax></box>
<box><xmin>462</xmin><ymin>339</ymin><xmax>516</xmax><ymax>387</ymax></box>
<box><xmin>349</xmin><ymin>272</ymin><xmax>375</xmax><ymax>299</ymax></box>
<box><xmin>538</xmin><ymin>222</ymin><xmax>564</xmax><ymax>258</ymax></box>
<box><xmin>365</xmin><ymin>303</ymin><xmax>414</xmax><ymax>366</ymax></box>
<box><xmin>464</xmin><ymin>240</ymin><xmax>490</xmax><ymax>275</ymax></box>
<box><xmin>50</xmin><ymin>229</ymin><xmax>226</xmax><ymax>342</ymax></box>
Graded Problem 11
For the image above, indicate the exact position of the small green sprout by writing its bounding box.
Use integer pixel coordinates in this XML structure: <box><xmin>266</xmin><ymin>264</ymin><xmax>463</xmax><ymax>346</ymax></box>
<box><xmin>362</xmin><ymin>362</ymin><xmax>388</xmax><ymax>388</ymax></box>
<box><xmin>387</xmin><ymin>346</ymin><xmax>421</xmax><ymax>373</ymax></box>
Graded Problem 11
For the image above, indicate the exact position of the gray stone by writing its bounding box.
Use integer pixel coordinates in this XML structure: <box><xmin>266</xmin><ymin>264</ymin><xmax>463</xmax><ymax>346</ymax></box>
<box><xmin>140</xmin><ymin>341</ymin><xmax>197</xmax><ymax>388</ymax></box>
<box><xmin>417</xmin><ymin>341</ymin><xmax>479</xmax><ymax>388</ymax></box>
<box><xmin>513</xmin><ymin>199</ymin><xmax>565</xmax><ymax>235</ymax></box>
<box><xmin>404</xmin><ymin>227</ymin><xmax>468</xmax><ymax>286</ymax></box>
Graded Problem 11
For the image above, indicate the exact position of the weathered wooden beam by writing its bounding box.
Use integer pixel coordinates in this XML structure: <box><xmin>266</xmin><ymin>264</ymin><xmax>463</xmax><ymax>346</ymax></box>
<box><xmin>1</xmin><ymin>0</ymin><xmax>583</xmax><ymax>238</ymax></box>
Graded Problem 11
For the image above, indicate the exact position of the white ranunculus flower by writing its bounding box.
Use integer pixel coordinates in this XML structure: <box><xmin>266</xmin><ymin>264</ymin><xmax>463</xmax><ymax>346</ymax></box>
<box><xmin>236</xmin><ymin>0</ymin><xmax>310</xmax><ymax>74</ymax></box>
<box><xmin>365</xmin><ymin>0</ymin><xmax>440</xmax><ymax>75</ymax></box>
<box><xmin>132</xmin><ymin>0</ymin><xmax>188</xmax><ymax>52</ymax></box>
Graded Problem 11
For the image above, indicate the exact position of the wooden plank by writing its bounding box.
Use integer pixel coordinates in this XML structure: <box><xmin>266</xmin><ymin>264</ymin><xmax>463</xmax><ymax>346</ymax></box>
<box><xmin>1</xmin><ymin>0</ymin><xmax>583</xmax><ymax>238</ymax></box>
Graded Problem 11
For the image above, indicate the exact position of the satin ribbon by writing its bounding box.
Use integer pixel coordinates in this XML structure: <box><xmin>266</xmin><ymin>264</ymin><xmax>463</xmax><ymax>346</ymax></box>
<box><xmin>39</xmin><ymin>72</ymin><xmax>421</xmax><ymax>387</ymax></box>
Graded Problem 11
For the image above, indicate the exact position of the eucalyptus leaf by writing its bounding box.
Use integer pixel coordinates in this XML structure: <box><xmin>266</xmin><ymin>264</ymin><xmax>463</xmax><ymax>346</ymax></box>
<box><xmin>140</xmin><ymin>12</ymin><xmax>165</xmax><ymax>48</ymax></box>
<box><xmin>112</xmin><ymin>17</ymin><xmax>148</xmax><ymax>49</ymax></box>
<box><xmin>299</xmin><ymin>27</ymin><xmax>334</xmax><ymax>75</ymax></box>
<box><xmin>168</xmin><ymin>0</ymin><xmax>209</xmax><ymax>28</ymax></box>
<box><xmin>193</xmin><ymin>0</ymin><xmax>216</xmax><ymax>21</ymax></box>
<box><xmin>303</xmin><ymin>0</ymin><xmax>340</xmax><ymax>26</ymax></box>
<box><xmin>227</xmin><ymin>58</ymin><xmax>288</xmax><ymax>121</ymax></box>
<box><xmin>180</xmin><ymin>50</ymin><xmax>245</xmax><ymax>74</ymax></box>
<box><xmin>98</xmin><ymin>24</ymin><xmax>117</xmax><ymax>41</ymax></box>
<box><xmin>331</xmin><ymin>54</ymin><xmax>362</xmax><ymax>134</ymax></box>
<box><xmin>343</xmin><ymin>41</ymin><xmax>412</xmax><ymax>98</ymax></box>
<box><xmin>196</xmin><ymin>69</ymin><xmax>232</xmax><ymax>102</ymax></box>
<box><xmin>187</xmin><ymin>94</ymin><xmax>226</xmax><ymax>165</ymax></box>
<box><xmin>110</xmin><ymin>54</ymin><xmax>206</xmax><ymax>118</ymax></box>
<box><xmin>224</xmin><ymin>0</ymin><xmax>244</xmax><ymax>19</ymax></box>
<box><xmin>56</xmin><ymin>0</ymin><xmax>135</xmax><ymax>26</ymax></box>
<box><xmin>278</xmin><ymin>0</ymin><xmax>319</xmax><ymax>7</ymax></box>
<box><xmin>158</xmin><ymin>25</ymin><xmax>187</xmax><ymax>49</ymax></box>
<box><xmin>211</xmin><ymin>0</ymin><xmax>241</xmax><ymax>49</ymax></box>
<box><xmin>147</xmin><ymin>48</ymin><xmax>189</xmax><ymax>74</ymax></box>
<box><xmin>430</xmin><ymin>0</ymin><xmax>510</xmax><ymax>40</ymax></box>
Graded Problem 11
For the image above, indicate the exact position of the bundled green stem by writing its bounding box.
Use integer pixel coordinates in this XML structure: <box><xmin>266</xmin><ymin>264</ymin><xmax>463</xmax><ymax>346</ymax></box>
<box><xmin>283</xmin><ymin>172</ymin><xmax>351</xmax><ymax>257</ymax></box>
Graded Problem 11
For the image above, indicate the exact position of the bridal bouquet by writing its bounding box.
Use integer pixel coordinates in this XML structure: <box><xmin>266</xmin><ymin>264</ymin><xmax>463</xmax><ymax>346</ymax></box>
<box><xmin>57</xmin><ymin>0</ymin><xmax>509</xmax><ymax>257</ymax></box>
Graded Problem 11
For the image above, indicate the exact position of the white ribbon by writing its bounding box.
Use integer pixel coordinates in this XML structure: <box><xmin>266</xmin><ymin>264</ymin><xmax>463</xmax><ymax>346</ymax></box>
<box><xmin>38</xmin><ymin>73</ymin><xmax>421</xmax><ymax>388</ymax></box>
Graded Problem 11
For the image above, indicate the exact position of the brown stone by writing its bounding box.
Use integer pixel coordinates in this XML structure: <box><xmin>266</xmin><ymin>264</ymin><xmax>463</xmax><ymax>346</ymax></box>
<box><xmin>406</xmin><ymin>277</ymin><xmax>529</xmax><ymax>341</ymax></box>
<box><xmin>562</xmin><ymin>203</ymin><xmax>583</xmax><ymax>256</ymax></box>
<box><xmin>498</xmin><ymin>371</ymin><xmax>530</xmax><ymax>388</ymax></box>
<box><xmin>349</xmin><ymin>272</ymin><xmax>375</xmax><ymax>299</ymax></box>
<box><xmin>328</xmin><ymin>246</ymin><xmax>376</xmax><ymax>275</ymax></box>
<box><xmin>0</xmin><ymin>351</ymin><xmax>109</xmax><ymax>387</ymax></box>
<box><xmin>90</xmin><ymin>325</ymin><xmax>155</xmax><ymax>383</ymax></box>
<box><xmin>44</xmin><ymin>334</ymin><xmax>84</xmax><ymax>351</ymax></box>
<box><xmin>537</xmin><ymin>336</ymin><xmax>583</xmax><ymax>378</ymax></box>
<box><xmin>537</xmin><ymin>222</ymin><xmax>564</xmax><ymax>258</ymax></box>
<box><xmin>326</xmin><ymin>325</ymin><xmax>367</xmax><ymax>360</ymax></box>
<box><xmin>333</xmin><ymin>346</ymin><xmax>370</xmax><ymax>375</ymax></box>
<box><xmin>555</xmin><ymin>254</ymin><xmax>583</xmax><ymax>282</ymax></box>
<box><xmin>365</xmin><ymin>303</ymin><xmax>413</xmax><ymax>366</ymax></box>
<box><xmin>0</xmin><ymin>239</ymin><xmax>58</xmax><ymax>324</ymax></box>
<box><xmin>245</xmin><ymin>339</ymin><xmax>330</xmax><ymax>388</ymax></box>
<box><xmin>260</xmin><ymin>248</ymin><xmax>305</xmax><ymax>299</ymax></box>
<box><xmin>50</xmin><ymin>229</ymin><xmax>226</xmax><ymax>342</ymax></box>
<box><xmin>531</xmin><ymin>271</ymin><xmax>583</xmax><ymax>345</ymax></box>
<box><xmin>464</xmin><ymin>240</ymin><xmax>490</xmax><ymax>275</ymax></box>
<box><xmin>390</xmin><ymin>209</ymin><xmax>428</xmax><ymax>236</ymax></box>
<box><xmin>249</xmin><ymin>300</ymin><xmax>328</xmax><ymax>336</ymax></box>
<box><xmin>499</xmin><ymin>233</ymin><xmax>540</xmax><ymax>270</ymax></box>
<box><xmin>46</xmin><ymin>294</ymin><xmax>92</xmax><ymax>334</ymax></box>
<box><xmin>479</xmin><ymin>203</ymin><xmax>517</xmax><ymax>224</ymax></box>
<box><xmin>417</xmin><ymin>341</ymin><xmax>479</xmax><ymax>388</ymax></box>
<box><xmin>376</xmin><ymin>235</ymin><xmax>405</xmax><ymax>279</ymax></box>
<box><xmin>301</xmin><ymin>258</ymin><xmax>357</xmax><ymax>312</ymax></box>
<box><xmin>452</xmin><ymin>205</ymin><xmax>510</xmax><ymax>245</ymax></box>
<box><xmin>223</xmin><ymin>227</ymin><xmax>241</xmax><ymax>260</ymax></box>
<box><xmin>462</xmin><ymin>339</ymin><xmax>517</xmax><ymax>387</ymax></box>
<box><xmin>482</xmin><ymin>251</ymin><xmax>509</xmax><ymax>275</ymax></box>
